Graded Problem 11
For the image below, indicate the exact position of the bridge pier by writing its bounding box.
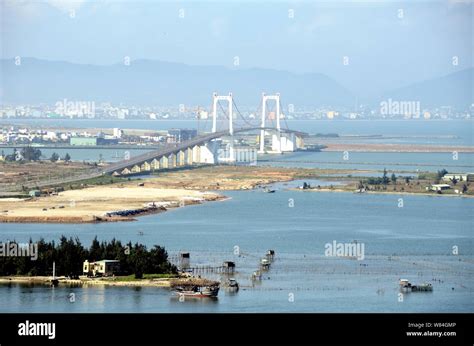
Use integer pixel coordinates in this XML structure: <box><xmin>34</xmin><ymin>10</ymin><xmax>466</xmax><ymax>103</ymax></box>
<box><xmin>272</xmin><ymin>133</ymin><xmax>295</xmax><ymax>152</ymax></box>
<box><xmin>160</xmin><ymin>155</ymin><xmax>169</xmax><ymax>169</ymax></box>
<box><xmin>141</xmin><ymin>161</ymin><xmax>151</xmax><ymax>172</ymax></box>
<box><xmin>192</xmin><ymin>145</ymin><xmax>201</xmax><ymax>163</ymax></box>
<box><xmin>260</xmin><ymin>93</ymin><xmax>281</xmax><ymax>153</ymax></box>
<box><xmin>169</xmin><ymin>153</ymin><xmax>177</xmax><ymax>168</ymax></box>
<box><xmin>228</xmin><ymin>136</ymin><xmax>235</xmax><ymax>162</ymax></box>
<box><xmin>186</xmin><ymin>148</ymin><xmax>193</xmax><ymax>165</ymax></box>
<box><xmin>151</xmin><ymin>158</ymin><xmax>160</xmax><ymax>170</ymax></box>
<box><xmin>177</xmin><ymin>150</ymin><xmax>185</xmax><ymax>166</ymax></box>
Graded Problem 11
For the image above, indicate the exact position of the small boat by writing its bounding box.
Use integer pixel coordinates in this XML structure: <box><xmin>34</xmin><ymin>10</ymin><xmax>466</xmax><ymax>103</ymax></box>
<box><xmin>399</xmin><ymin>279</ymin><xmax>433</xmax><ymax>292</ymax></box>
<box><xmin>263</xmin><ymin>188</ymin><xmax>276</xmax><ymax>193</ymax></box>
<box><xmin>170</xmin><ymin>278</ymin><xmax>220</xmax><ymax>298</ymax></box>
<box><xmin>224</xmin><ymin>278</ymin><xmax>239</xmax><ymax>292</ymax></box>
<box><xmin>174</xmin><ymin>286</ymin><xmax>219</xmax><ymax>298</ymax></box>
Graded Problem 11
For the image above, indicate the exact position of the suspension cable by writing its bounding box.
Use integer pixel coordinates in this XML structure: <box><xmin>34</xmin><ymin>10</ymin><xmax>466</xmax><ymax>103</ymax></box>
<box><xmin>279</xmin><ymin>99</ymin><xmax>290</xmax><ymax>130</ymax></box>
<box><xmin>232</xmin><ymin>99</ymin><xmax>259</xmax><ymax>128</ymax></box>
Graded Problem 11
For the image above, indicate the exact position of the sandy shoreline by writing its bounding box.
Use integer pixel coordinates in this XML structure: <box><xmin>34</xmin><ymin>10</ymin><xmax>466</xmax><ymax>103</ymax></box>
<box><xmin>1</xmin><ymin>165</ymin><xmax>471</xmax><ymax>223</ymax></box>
<box><xmin>0</xmin><ymin>184</ymin><xmax>224</xmax><ymax>224</ymax></box>
<box><xmin>0</xmin><ymin>276</ymin><xmax>172</xmax><ymax>288</ymax></box>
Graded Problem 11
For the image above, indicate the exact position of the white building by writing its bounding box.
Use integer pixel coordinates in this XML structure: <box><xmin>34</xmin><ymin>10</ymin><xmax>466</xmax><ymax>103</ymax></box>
<box><xmin>429</xmin><ymin>184</ymin><xmax>451</xmax><ymax>191</ymax></box>
<box><xmin>442</xmin><ymin>173</ymin><xmax>469</xmax><ymax>182</ymax></box>
<box><xmin>113</xmin><ymin>128</ymin><xmax>123</xmax><ymax>138</ymax></box>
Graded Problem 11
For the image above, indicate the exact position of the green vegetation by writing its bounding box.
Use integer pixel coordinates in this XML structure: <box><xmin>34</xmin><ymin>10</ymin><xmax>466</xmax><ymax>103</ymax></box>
<box><xmin>3</xmin><ymin>146</ymin><xmax>42</xmax><ymax>162</ymax></box>
<box><xmin>0</xmin><ymin>236</ymin><xmax>177</xmax><ymax>278</ymax></box>
<box><xmin>50</xmin><ymin>152</ymin><xmax>60</xmax><ymax>162</ymax></box>
<box><xmin>390</xmin><ymin>173</ymin><xmax>397</xmax><ymax>184</ymax></box>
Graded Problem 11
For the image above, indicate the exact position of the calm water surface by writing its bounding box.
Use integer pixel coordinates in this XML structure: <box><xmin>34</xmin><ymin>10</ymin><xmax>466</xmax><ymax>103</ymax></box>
<box><xmin>1</xmin><ymin>183</ymin><xmax>472</xmax><ymax>312</ymax></box>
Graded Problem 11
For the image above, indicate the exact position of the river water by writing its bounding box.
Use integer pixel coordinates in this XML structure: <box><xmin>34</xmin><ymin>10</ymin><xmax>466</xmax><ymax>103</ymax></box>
<box><xmin>0</xmin><ymin>180</ymin><xmax>473</xmax><ymax>312</ymax></box>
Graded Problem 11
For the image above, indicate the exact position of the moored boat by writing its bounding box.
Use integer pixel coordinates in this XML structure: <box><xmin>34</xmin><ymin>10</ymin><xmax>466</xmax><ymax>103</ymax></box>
<box><xmin>224</xmin><ymin>278</ymin><xmax>239</xmax><ymax>292</ymax></box>
<box><xmin>399</xmin><ymin>279</ymin><xmax>433</xmax><ymax>292</ymax></box>
<box><xmin>170</xmin><ymin>278</ymin><xmax>220</xmax><ymax>298</ymax></box>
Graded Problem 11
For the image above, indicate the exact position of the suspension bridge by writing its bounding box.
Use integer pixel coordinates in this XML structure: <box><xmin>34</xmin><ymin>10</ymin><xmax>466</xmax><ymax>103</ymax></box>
<box><xmin>104</xmin><ymin>92</ymin><xmax>307</xmax><ymax>176</ymax></box>
<box><xmin>0</xmin><ymin>92</ymin><xmax>307</xmax><ymax>191</ymax></box>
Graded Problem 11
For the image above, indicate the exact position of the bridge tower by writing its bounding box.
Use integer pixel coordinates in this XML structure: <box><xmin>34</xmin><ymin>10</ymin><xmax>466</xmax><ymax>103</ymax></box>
<box><xmin>212</xmin><ymin>92</ymin><xmax>235</xmax><ymax>161</ymax></box>
<box><xmin>259</xmin><ymin>93</ymin><xmax>281</xmax><ymax>154</ymax></box>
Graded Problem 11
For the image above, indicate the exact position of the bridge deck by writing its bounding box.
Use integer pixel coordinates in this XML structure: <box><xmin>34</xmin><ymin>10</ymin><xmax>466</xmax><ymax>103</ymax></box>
<box><xmin>104</xmin><ymin>127</ymin><xmax>306</xmax><ymax>174</ymax></box>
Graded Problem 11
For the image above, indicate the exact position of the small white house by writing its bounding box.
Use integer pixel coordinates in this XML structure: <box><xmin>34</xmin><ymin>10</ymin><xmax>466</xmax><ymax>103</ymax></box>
<box><xmin>429</xmin><ymin>184</ymin><xmax>451</xmax><ymax>192</ymax></box>
<box><xmin>83</xmin><ymin>260</ymin><xmax>120</xmax><ymax>277</ymax></box>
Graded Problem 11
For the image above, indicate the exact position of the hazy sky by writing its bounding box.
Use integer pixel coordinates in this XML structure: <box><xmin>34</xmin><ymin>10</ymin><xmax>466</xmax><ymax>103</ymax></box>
<box><xmin>1</xmin><ymin>0</ymin><xmax>472</xmax><ymax>96</ymax></box>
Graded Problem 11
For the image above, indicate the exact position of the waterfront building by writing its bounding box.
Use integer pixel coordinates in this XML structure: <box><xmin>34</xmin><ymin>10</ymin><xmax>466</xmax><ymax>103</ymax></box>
<box><xmin>429</xmin><ymin>184</ymin><xmax>451</xmax><ymax>192</ymax></box>
<box><xmin>442</xmin><ymin>173</ymin><xmax>472</xmax><ymax>182</ymax></box>
<box><xmin>83</xmin><ymin>260</ymin><xmax>120</xmax><ymax>277</ymax></box>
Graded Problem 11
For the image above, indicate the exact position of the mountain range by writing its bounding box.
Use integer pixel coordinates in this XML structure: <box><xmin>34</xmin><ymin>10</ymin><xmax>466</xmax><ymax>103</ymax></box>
<box><xmin>0</xmin><ymin>58</ymin><xmax>472</xmax><ymax>109</ymax></box>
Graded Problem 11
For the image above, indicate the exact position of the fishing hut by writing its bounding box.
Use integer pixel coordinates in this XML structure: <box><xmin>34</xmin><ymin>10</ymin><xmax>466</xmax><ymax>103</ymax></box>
<box><xmin>252</xmin><ymin>270</ymin><xmax>262</xmax><ymax>281</ymax></box>
<box><xmin>179</xmin><ymin>252</ymin><xmax>190</xmax><ymax>270</ymax></box>
<box><xmin>260</xmin><ymin>258</ymin><xmax>271</xmax><ymax>270</ymax></box>
<box><xmin>222</xmin><ymin>261</ymin><xmax>235</xmax><ymax>274</ymax></box>
<box><xmin>266</xmin><ymin>250</ymin><xmax>275</xmax><ymax>261</ymax></box>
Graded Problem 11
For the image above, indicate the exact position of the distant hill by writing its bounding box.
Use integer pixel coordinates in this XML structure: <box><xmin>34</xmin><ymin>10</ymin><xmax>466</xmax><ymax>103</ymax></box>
<box><xmin>0</xmin><ymin>58</ymin><xmax>354</xmax><ymax>108</ymax></box>
<box><xmin>377</xmin><ymin>68</ymin><xmax>473</xmax><ymax>109</ymax></box>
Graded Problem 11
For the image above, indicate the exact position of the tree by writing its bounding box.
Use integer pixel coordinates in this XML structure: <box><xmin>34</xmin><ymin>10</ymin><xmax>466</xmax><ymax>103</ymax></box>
<box><xmin>405</xmin><ymin>176</ymin><xmax>411</xmax><ymax>184</ymax></box>
<box><xmin>50</xmin><ymin>152</ymin><xmax>59</xmax><ymax>162</ymax></box>
<box><xmin>64</xmin><ymin>153</ymin><xmax>71</xmax><ymax>162</ymax></box>
<box><xmin>462</xmin><ymin>184</ymin><xmax>468</xmax><ymax>193</ymax></box>
<box><xmin>0</xmin><ymin>236</ymin><xmax>176</xmax><ymax>278</ymax></box>
<box><xmin>437</xmin><ymin>169</ymin><xmax>448</xmax><ymax>180</ymax></box>
<box><xmin>130</xmin><ymin>243</ymin><xmax>148</xmax><ymax>279</ymax></box>
<box><xmin>381</xmin><ymin>168</ymin><xmax>390</xmax><ymax>185</ymax></box>
<box><xmin>451</xmin><ymin>177</ymin><xmax>458</xmax><ymax>185</ymax></box>
<box><xmin>21</xmin><ymin>146</ymin><xmax>42</xmax><ymax>161</ymax></box>
<box><xmin>390</xmin><ymin>173</ymin><xmax>397</xmax><ymax>184</ymax></box>
<box><xmin>89</xmin><ymin>237</ymin><xmax>102</xmax><ymax>261</ymax></box>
